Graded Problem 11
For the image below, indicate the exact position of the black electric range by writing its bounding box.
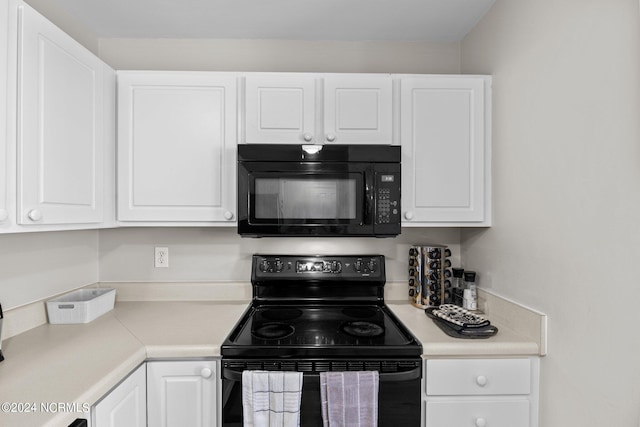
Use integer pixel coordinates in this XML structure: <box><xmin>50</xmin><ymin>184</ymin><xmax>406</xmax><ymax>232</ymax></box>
<box><xmin>220</xmin><ymin>254</ymin><xmax>423</xmax><ymax>427</ymax></box>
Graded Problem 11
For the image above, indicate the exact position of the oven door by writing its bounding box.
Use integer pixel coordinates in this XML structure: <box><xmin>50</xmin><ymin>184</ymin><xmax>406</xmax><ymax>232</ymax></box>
<box><xmin>221</xmin><ymin>360</ymin><xmax>422</xmax><ymax>427</ymax></box>
<box><xmin>238</xmin><ymin>161</ymin><xmax>373</xmax><ymax>236</ymax></box>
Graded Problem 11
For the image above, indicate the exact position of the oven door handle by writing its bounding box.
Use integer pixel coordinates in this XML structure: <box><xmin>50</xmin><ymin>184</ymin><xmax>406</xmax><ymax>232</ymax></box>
<box><xmin>223</xmin><ymin>368</ymin><xmax>420</xmax><ymax>382</ymax></box>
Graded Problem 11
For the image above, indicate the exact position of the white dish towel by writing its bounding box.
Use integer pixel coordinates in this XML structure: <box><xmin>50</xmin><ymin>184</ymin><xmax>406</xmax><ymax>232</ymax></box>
<box><xmin>242</xmin><ymin>370</ymin><xmax>303</xmax><ymax>427</ymax></box>
<box><xmin>320</xmin><ymin>371</ymin><xmax>379</xmax><ymax>427</ymax></box>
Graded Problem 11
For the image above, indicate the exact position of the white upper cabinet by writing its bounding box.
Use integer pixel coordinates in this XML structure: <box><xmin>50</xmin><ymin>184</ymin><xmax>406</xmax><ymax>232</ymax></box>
<box><xmin>117</xmin><ymin>71</ymin><xmax>237</xmax><ymax>223</ymax></box>
<box><xmin>0</xmin><ymin>1</ymin><xmax>9</xmax><ymax>230</ymax></box>
<box><xmin>17</xmin><ymin>3</ymin><xmax>111</xmax><ymax>225</ymax></box>
<box><xmin>323</xmin><ymin>76</ymin><xmax>393</xmax><ymax>144</ymax></box>
<box><xmin>401</xmin><ymin>76</ymin><xmax>491</xmax><ymax>225</ymax></box>
<box><xmin>243</xmin><ymin>74</ymin><xmax>394</xmax><ymax>145</ymax></box>
<box><xmin>244</xmin><ymin>75</ymin><xmax>316</xmax><ymax>144</ymax></box>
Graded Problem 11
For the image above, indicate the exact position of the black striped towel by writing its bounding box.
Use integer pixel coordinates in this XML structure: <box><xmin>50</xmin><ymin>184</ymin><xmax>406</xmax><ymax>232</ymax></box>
<box><xmin>242</xmin><ymin>370</ymin><xmax>303</xmax><ymax>427</ymax></box>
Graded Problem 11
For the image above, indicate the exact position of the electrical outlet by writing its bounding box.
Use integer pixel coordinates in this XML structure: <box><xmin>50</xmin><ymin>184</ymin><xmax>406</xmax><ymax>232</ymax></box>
<box><xmin>155</xmin><ymin>247</ymin><xmax>169</xmax><ymax>268</ymax></box>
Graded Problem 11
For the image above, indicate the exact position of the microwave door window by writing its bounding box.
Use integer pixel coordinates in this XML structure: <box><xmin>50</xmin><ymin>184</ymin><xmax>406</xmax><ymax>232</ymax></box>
<box><xmin>254</xmin><ymin>178</ymin><xmax>357</xmax><ymax>221</ymax></box>
<box><xmin>254</xmin><ymin>179</ymin><xmax>281</xmax><ymax>219</ymax></box>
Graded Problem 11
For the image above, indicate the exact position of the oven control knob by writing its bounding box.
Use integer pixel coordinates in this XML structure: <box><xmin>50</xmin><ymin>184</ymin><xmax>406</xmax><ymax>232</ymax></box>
<box><xmin>353</xmin><ymin>260</ymin><xmax>362</xmax><ymax>272</ymax></box>
<box><xmin>367</xmin><ymin>259</ymin><xmax>377</xmax><ymax>272</ymax></box>
<box><xmin>259</xmin><ymin>260</ymin><xmax>270</xmax><ymax>272</ymax></box>
<box><xmin>275</xmin><ymin>260</ymin><xmax>284</xmax><ymax>272</ymax></box>
<box><xmin>330</xmin><ymin>261</ymin><xmax>342</xmax><ymax>273</ymax></box>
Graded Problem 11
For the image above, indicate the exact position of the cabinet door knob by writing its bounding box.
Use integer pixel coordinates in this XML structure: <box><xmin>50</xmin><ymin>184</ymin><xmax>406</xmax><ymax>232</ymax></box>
<box><xmin>303</xmin><ymin>133</ymin><xmax>313</xmax><ymax>142</ymax></box>
<box><xmin>404</xmin><ymin>211</ymin><xmax>414</xmax><ymax>220</ymax></box>
<box><xmin>475</xmin><ymin>418</ymin><xmax>486</xmax><ymax>427</ymax></box>
<box><xmin>476</xmin><ymin>375</ymin><xmax>488</xmax><ymax>386</ymax></box>
<box><xmin>224</xmin><ymin>211</ymin><xmax>234</xmax><ymax>220</ymax></box>
<box><xmin>0</xmin><ymin>209</ymin><xmax>7</xmax><ymax>222</ymax></box>
<box><xmin>200</xmin><ymin>367</ymin><xmax>213</xmax><ymax>379</ymax></box>
<box><xmin>326</xmin><ymin>133</ymin><xmax>336</xmax><ymax>142</ymax></box>
<box><xmin>28</xmin><ymin>209</ymin><xmax>42</xmax><ymax>221</ymax></box>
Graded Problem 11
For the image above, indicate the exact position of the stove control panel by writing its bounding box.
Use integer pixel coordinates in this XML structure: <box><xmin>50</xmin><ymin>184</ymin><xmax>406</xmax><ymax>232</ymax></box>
<box><xmin>253</xmin><ymin>255</ymin><xmax>384</xmax><ymax>279</ymax></box>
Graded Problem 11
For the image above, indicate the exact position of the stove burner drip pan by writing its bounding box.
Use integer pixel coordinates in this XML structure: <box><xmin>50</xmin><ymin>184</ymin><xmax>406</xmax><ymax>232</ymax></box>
<box><xmin>340</xmin><ymin>321</ymin><xmax>385</xmax><ymax>337</ymax></box>
<box><xmin>252</xmin><ymin>323</ymin><xmax>295</xmax><ymax>339</ymax></box>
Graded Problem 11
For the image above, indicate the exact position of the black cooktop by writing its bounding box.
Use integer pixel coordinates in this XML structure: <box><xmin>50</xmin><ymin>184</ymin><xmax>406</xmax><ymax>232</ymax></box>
<box><xmin>221</xmin><ymin>255</ymin><xmax>422</xmax><ymax>358</ymax></box>
<box><xmin>222</xmin><ymin>303</ymin><xmax>420</xmax><ymax>357</ymax></box>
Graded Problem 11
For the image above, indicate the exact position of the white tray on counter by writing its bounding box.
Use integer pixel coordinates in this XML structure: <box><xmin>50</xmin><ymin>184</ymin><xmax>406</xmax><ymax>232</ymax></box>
<box><xmin>46</xmin><ymin>288</ymin><xmax>116</xmax><ymax>324</ymax></box>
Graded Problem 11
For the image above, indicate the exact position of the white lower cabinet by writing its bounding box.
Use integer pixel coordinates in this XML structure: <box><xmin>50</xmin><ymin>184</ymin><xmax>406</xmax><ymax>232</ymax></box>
<box><xmin>426</xmin><ymin>399</ymin><xmax>530</xmax><ymax>427</ymax></box>
<box><xmin>147</xmin><ymin>360</ymin><xmax>218</xmax><ymax>427</ymax></box>
<box><xmin>93</xmin><ymin>360</ymin><xmax>219</xmax><ymax>427</ymax></box>
<box><xmin>92</xmin><ymin>364</ymin><xmax>147</xmax><ymax>427</ymax></box>
<box><xmin>423</xmin><ymin>358</ymin><xmax>539</xmax><ymax>427</ymax></box>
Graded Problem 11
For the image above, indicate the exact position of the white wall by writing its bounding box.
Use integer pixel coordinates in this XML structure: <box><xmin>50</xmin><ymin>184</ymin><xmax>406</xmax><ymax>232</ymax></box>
<box><xmin>0</xmin><ymin>231</ymin><xmax>99</xmax><ymax>309</ymax></box>
<box><xmin>99</xmin><ymin>38</ymin><xmax>461</xmax><ymax>73</ymax></box>
<box><xmin>98</xmin><ymin>227</ymin><xmax>461</xmax><ymax>284</ymax></box>
<box><xmin>461</xmin><ymin>1</ymin><xmax>640</xmax><ymax>425</ymax></box>
<box><xmin>24</xmin><ymin>0</ymin><xmax>99</xmax><ymax>54</ymax></box>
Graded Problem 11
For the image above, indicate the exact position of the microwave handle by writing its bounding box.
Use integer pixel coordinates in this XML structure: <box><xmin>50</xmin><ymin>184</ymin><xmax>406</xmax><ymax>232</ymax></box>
<box><xmin>364</xmin><ymin>172</ymin><xmax>374</xmax><ymax>225</ymax></box>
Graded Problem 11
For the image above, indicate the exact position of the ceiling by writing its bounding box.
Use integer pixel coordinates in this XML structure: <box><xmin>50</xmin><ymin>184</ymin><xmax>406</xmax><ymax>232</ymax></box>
<box><xmin>48</xmin><ymin>0</ymin><xmax>496</xmax><ymax>42</ymax></box>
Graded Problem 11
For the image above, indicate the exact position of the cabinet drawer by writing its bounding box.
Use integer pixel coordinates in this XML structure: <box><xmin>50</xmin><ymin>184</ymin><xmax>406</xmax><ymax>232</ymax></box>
<box><xmin>426</xmin><ymin>399</ymin><xmax>530</xmax><ymax>427</ymax></box>
<box><xmin>426</xmin><ymin>359</ymin><xmax>531</xmax><ymax>395</ymax></box>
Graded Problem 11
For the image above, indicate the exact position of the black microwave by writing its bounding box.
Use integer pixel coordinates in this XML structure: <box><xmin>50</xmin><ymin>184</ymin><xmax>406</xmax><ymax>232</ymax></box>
<box><xmin>237</xmin><ymin>144</ymin><xmax>401</xmax><ymax>237</ymax></box>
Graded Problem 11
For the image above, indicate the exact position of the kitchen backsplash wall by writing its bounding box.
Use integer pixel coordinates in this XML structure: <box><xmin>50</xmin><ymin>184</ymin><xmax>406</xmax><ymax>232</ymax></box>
<box><xmin>98</xmin><ymin>227</ymin><xmax>461</xmax><ymax>284</ymax></box>
<box><xmin>0</xmin><ymin>230</ymin><xmax>99</xmax><ymax>309</ymax></box>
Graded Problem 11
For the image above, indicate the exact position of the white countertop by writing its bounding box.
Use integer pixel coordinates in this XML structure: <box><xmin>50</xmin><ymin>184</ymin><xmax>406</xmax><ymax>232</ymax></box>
<box><xmin>0</xmin><ymin>298</ymin><xmax>542</xmax><ymax>426</ymax></box>
<box><xmin>0</xmin><ymin>301</ymin><xmax>247</xmax><ymax>427</ymax></box>
<box><xmin>388</xmin><ymin>303</ymin><xmax>540</xmax><ymax>356</ymax></box>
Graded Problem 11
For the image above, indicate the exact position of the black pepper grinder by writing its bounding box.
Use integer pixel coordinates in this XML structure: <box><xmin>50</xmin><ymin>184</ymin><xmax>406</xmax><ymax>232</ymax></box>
<box><xmin>452</xmin><ymin>268</ymin><xmax>465</xmax><ymax>306</ymax></box>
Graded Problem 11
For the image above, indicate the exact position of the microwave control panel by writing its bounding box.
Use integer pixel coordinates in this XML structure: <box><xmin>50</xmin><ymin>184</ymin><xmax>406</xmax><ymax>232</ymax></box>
<box><xmin>376</xmin><ymin>173</ymin><xmax>400</xmax><ymax>224</ymax></box>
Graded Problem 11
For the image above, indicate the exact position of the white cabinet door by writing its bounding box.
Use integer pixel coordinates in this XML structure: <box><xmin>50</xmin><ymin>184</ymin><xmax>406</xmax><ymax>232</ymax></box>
<box><xmin>93</xmin><ymin>364</ymin><xmax>147</xmax><ymax>427</ymax></box>
<box><xmin>426</xmin><ymin>399</ymin><xmax>530</xmax><ymax>427</ymax></box>
<box><xmin>244</xmin><ymin>74</ymin><xmax>394</xmax><ymax>145</ymax></box>
<box><xmin>0</xmin><ymin>0</ymin><xmax>9</xmax><ymax>229</ymax></box>
<box><xmin>401</xmin><ymin>76</ymin><xmax>491</xmax><ymax>225</ymax></box>
<box><xmin>147</xmin><ymin>360</ymin><xmax>217</xmax><ymax>427</ymax></box>
<box><xmin>426</xmin><ymin>358</ymin><xmax>531</xmax><ymax>396</ymax></box>
<box><xmin>118</xmin><ymin>72</ymin><xmax>236</xmax><ymax>222</ymax></box>
<box><xmin>244</xmin><ymin>75</ymin><xmax>316</xmax><ymax>144</ymax></box>
<box><xmin>17</xmin><ymin>3</ymin><xmax>107</xmax><ymax>225</ymax></box>
<box><xmin>324</xmin><ymin>76</ymin><xmax>392</xmax><ymax>144</ymax></box>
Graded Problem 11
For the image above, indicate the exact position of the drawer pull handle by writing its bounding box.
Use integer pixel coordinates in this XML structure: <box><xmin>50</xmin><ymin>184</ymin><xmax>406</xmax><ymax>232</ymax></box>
<box><xmin>475</xmin><ymin>417</ymin><xmax>486</xmax><ymax>427</ymax></box>
<box><xmin>201</xmin><ymin>367</ymin><xmax>213</xmax><ymax>379</ymax></box>
<box><xmin>476</xmin><ymin>375</ymin><xmax>488</xmax><ymax>386</ymax></box>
